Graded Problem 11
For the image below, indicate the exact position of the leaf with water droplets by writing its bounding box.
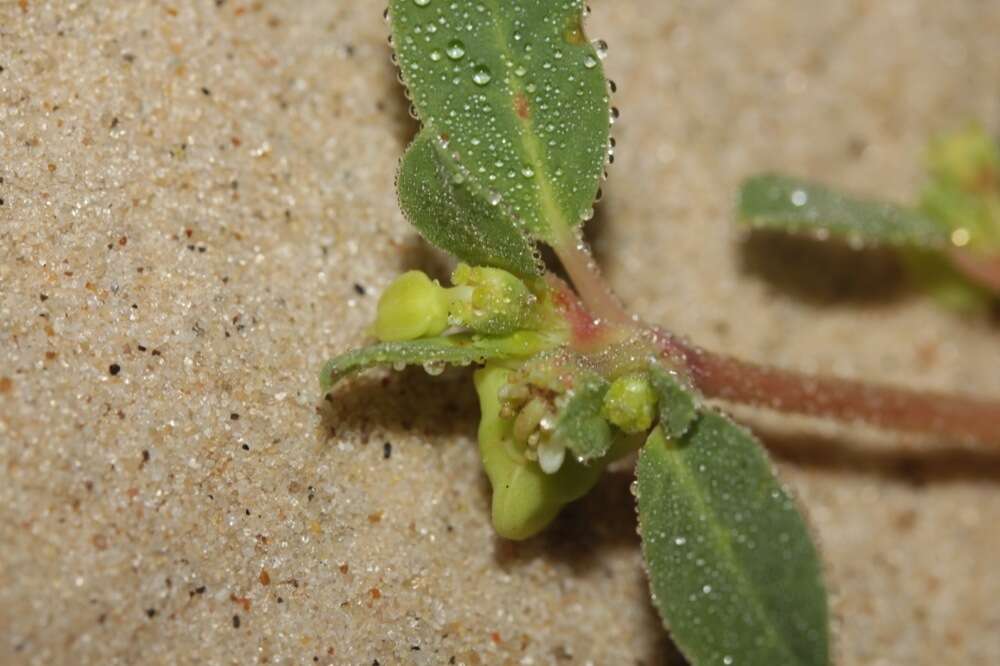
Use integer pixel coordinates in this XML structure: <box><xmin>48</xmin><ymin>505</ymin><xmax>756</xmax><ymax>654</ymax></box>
<box><xmin>320</xmin><ymin>335</ymin><xmax>510</xmax><ymax>392</ymax></box>
<box><xmin>648</xmin><ymin>364</ymin><xmax>698</xmax><ymax>439</ymax></box>
<box><xmin>636</xmin><ymin>416</ymin><xmax>829</xmax><ymax>666</ymax></box>
<box><xmin>389</xmin><ymin>0</ymin><xmax>612</xmax><ymax>248</ymax></box>
<box><xmin>552</xmin><ymin>371</ymin><xmax>611</xmax><ymax>462</ymax></box>
<box><xmin>740</xmin><ymin>174</ymin><xmax>949</xmax><ymax>249</ymax></box>
<box><xmin>398</xmin><ymin>130</ymin><xmax>541</xmax><ymax>276</ymax></box>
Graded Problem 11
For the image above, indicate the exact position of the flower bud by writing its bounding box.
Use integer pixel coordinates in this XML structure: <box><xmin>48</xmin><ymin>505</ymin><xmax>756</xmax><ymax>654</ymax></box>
<box><xmin>448</xmin><ymin>263</ymin><xmax>537</xmax><ymax>335</ymax></box>
<box><xmin>602</xmin><ymin>372</ymin><xmax>657</xmax><ymax>434</ymax></box>
<box><xmin>374</xmin><ymin>271</ymin><xmax>450</xmax><ymax>342</ymax></box>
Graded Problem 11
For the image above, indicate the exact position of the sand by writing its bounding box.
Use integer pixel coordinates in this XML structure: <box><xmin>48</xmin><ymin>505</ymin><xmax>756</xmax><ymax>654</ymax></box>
<box><xmin>2</xmin><ymin>1</ymin><xmax>999</xmax><ymax>664</ymax></box>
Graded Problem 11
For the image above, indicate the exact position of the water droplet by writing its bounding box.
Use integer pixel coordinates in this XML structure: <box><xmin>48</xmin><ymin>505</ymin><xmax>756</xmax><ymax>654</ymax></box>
<box><xmin>583</xmin><ymin>55</ymin><xmax>598</xmax><ymax>69</ymax></box>
<box><xmin>521</xmin><ymin>165</ymin><xmax>534</xmax><ymax>178</ymax></box>
<box><xmin>392</xmin><ymin>361</ymin><xmax>407</xmax><ymax>372</ymax></box>
<box><xmin>429</xmin><ymin>50</ymin><xmax>442</xmax><ymax>62</ymax></box>
<box><xmin>413</xmin><ymin>0</ymin><xmax>431</xmax><ymax>6</ymax></box>
<box><xmin>423</xmin><ymin>361</ymin><xmax>445</xmax><ymax>376</ymax></box>
<box><xmin>592</xmin><ymin>39</ymin><xmax>608</xmax><ymax>60</ymax></box>
<box><xmin>723</xmin><ymin>657</ymin><xmax>734</xmax><ymax>665</ymax></box>
<box><xmin>472</xmin><ymin>66</ymin><xmax>492</xmax><ymax>86</ymax></box>
<box><xmin>579</xmin><ymin>207</ymin><xmax>594</xmax><ymax>221</ymax></box>
<box><xmin>790</xmin><ymin>189</ymin><xmax>808</xmax><ymax>207</ymax></box>
<box><xmin>674</xmin><ymin>536</ymin><xmax>687</xmax><ymax>546</ymax></box>
<box><xmin>487</xmin><ymin>191</ymin><xmax>502</xmax><ymax>206</ymax></box>
<box><xmin>446</xmin><ymin>40</ymin><xmax>466</xmax><ymax>60</ymax></box>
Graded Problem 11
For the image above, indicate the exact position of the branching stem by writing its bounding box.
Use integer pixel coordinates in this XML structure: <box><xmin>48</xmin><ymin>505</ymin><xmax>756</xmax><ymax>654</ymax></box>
<box><xmin>558</xmin><ymin>238</ymin><xmax>1000</xmax><ymax>446</ymax></box>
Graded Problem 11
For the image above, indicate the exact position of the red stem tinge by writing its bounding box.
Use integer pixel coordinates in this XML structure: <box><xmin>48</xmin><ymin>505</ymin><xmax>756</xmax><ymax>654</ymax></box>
<box><xmin>653</xmin><ymin>328</ymin><xmax>1000</xmax><ymax>446</ymax></box>
<box><xmin>555</xmin><ymin>239</ymin><xmax>1000</xmax><ymax>446</ymax></box>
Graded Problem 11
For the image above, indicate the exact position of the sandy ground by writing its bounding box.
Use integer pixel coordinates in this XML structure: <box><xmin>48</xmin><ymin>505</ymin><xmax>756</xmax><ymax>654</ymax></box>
<box><xmin>2</xmin><ymin>1</ymin><xmax>999</xmax><ymax>664</ymax></box>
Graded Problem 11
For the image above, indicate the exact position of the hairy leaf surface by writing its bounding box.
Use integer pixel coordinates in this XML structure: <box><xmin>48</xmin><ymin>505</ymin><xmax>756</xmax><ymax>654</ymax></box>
<box><xmin>389</xmin><ymin>0</ymin><xmax>611</xmax><ymax>246</ymax></box>
<box><xmin>648</xmin><ymin>364</ymin><xmax>698</xmax><ymax>439</ymax></box>
<box><xmin>553</xmin><ymin>372</ymin><xmax>611</xmax><ymax>462</ymax></box>
<box><xmin>398</xmin><ymin>130</ymin><xmax>541</xmax><ymax>276</ymax></box>
<box><xmin>637</xmin><ymin>418</ymin><xmax>829</xmax><ymax>666</ymax></box>
<box><xmin>740</xmin><ymin>174</ymin><xmax>949</xmax><ymax>249</ymax></box>
<box><xmin>320</xmin><ymin>336</ymin><xmax>504</xmax><ymax>392</ymax></box>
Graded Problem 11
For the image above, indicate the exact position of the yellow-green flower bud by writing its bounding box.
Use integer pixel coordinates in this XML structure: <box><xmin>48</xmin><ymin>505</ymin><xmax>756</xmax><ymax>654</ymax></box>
<box><xmin>448</xmin><ymin>263</ymin><xmax>537</xmax><ymax>335</ymax></box>
<box><xmin>474</xmin><ymin>365</ymin><xmax>602</xmax><ymax>540</ymax></box>
<box><xmin>374</xmin><ymin>271</ymin><xmax>450</xmax><ymax>342</ymax></box>
<box><xmin>602</xmin><ymin>373</ymin><xmax>657</xmax><ymax>434</ymax></box>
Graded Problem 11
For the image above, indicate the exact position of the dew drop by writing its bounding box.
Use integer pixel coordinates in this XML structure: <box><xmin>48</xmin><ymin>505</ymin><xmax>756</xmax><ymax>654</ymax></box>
<box><xmin>413</xmin><ymin>0</ymin><xmax>431</xmax><ymax>6</ymax></box>
<box><xmin>487</xmin><ymin>191</ymin><xmax>502</xmax><ymax>206</ymax></box>
<box><xmin>472</xmin><ymin>66</ymin><xmax>492</xmax><ymax>86</ymax></box>
<box><xmin>446</xmin><ymin>40</ymin><xmax>466</xmax><ymax>60</ymax></box>
<box><xmin>723</xmin><ymin>657</ymin><xmax>734</xmax><ymax>665</ymax></box>
<box><xmin>521</xmin><ymin>165</ymin><xmax>534</xmax><ymax>178</ymax></box>
<box><xmin>429</xmin><ymin>50</ymin><xmax>442</xmax><ymax>62</ymax></box>
<box><xmin>583</xmin><ymin>55</ymin><xmax>598</xmax><ymax>69</ymax></box>
<box><xmin>592</xmin><ymin>39</ymin><xmax>608</xmax><ymax>60</ymax></box>
<box><xmin>392</xmin><ymin>361</ymin><xmax>407</xmax><ymax>372</ymax></box>
<box><xmin>790</xmin><ymin>189</ymin><xmax>808</xmax><ymax>207</ymax></box>
<box><xmin>423</xmin><ymin>361</ymin><xmax>445</xmax><ymax>376</ymax></box>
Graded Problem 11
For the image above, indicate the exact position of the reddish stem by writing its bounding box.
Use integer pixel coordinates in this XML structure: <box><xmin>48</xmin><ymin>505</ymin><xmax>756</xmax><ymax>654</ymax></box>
<box><xmin>948</xmin><ymin>248</ymin><xmax>1000</xmax><ymax>293</ymax></box>
<box><xmin>553</xmin><ymin>240</ymin><xmax>1000</xmax><ymax>446</ymax></box>
<box><xmin>652</xmin><ymin>329</ymin><xmax>1000</xmax><ymax>445</ymax></box>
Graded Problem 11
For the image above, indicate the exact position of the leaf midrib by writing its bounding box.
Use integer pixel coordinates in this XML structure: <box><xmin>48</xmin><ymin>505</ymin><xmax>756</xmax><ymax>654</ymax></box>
<box><xmin>482</xmin><ymin>0</ymin><xmax>575</xmax><ymax>245</ymax></box>
<box><xmin>644</xmin><ymin>426</ymin><xmax>802</xmax><ymax>663</ymax></box>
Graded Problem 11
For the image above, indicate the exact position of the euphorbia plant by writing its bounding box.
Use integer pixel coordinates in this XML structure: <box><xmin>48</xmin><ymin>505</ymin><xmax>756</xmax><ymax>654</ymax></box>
<box><xmin>321</xmin><ymin>2</ymin><xmax>1000</xmax><ymax>664</ymax></box>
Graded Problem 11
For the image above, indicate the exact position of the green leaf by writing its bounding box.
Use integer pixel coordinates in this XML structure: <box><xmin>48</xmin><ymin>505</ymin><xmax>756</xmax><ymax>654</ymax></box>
<box><xmin>320</xmin><ymin>336</ymin><xmax>505</xmax><ymax>393</ymax></box>
<box><xmin>389</xmin><ymin>0</ymin><xmax>611</xmax><ymax>245</ymax></box>
<box><xmin>553</xmin><ymin>372</ymin><xmax>612</xmax><ymax>462</ymax></box>
<box><xmin>398</xmin><ymin>130</ymin><xmax>541</xmax><ymax>276</ymax></box>
<box><xmin>740</xmin><ymin>174</ymin><xmax>950</xmax><ymax>249</ymax></box>
<box><xmin>637</xmin><ymin>417</ymin><xmax>829</xmax><ymax>666</ymax></box>
<box><xmin>648</xmin><ymin>364</ymin><xmax>698</xmax><ymax>439</ymax></box>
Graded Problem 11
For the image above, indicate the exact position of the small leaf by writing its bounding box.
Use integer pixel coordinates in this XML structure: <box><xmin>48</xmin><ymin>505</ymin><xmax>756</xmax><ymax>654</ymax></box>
<box><xmin>389</xmin><ymin>0</ymin><xmax>611</xmax><ymax>245</ymax></box>
<box><xmin>637</xmin><ymin>417</ymin><xmax>829</xmax><ymax>666</ymax></box>
<box><xmin>740</xmin><ymin>174</ymin><xmax>950</xmax><ymax>249</ymax></box>
<box><xmin>554</xmin><ymin>372</ymin><xmax>612</xmax><ymax>462</ymax></box>
<box><xmin>398</xmin><ymin>130</ymin><xmax>541</xmax><ymax>276</ymax></box>
<box><xmin>648</xmin><ymin>364</ymin><xmax>698</xmax><ymax>439</ymax></box>
<box><xmin>320</xmin><ymin>336</ymin><xmax>506</xmax><ymax>393</ymax></box>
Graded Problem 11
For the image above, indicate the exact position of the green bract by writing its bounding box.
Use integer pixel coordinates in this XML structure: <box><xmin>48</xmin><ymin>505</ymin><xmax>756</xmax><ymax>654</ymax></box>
<box><xmin>389</xmin><ymin>0</ymin><xmax>612</xmax><ymax>255</ymax></box>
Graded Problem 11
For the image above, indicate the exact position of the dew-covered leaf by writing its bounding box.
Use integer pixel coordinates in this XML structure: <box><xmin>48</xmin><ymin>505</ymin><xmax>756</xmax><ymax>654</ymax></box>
<box><xmin>320</xmin><ymin>335</ymin><xmax>506</xmax><ymax>393</ymax></box>
<box><xmin>636</xmin><ymin>417</ymin><xmax>829</xmax><ymax>666</ymax></box>
<box><xmin>389</xmin><ymin>0</ymin><xmax>611</xmax><ymax>246</ymax></box>
<box><xmin>398</xmin><ymin>130</ymin><xmax>541</xmax><ymax>276</ymax></box>
<box><xmin>648</xmin><ymin>364</ymin><xmax>698</xmax><ymax>439</ymax></box>
<box><xmin>740</xmin><ymin>174</ymin><xmax>949</xmax><ymax>249</ymax></box>
<box><xmin>553</xmin><ymin>372</ymin><xmax>611</xmax><ymax>462</ymax></box>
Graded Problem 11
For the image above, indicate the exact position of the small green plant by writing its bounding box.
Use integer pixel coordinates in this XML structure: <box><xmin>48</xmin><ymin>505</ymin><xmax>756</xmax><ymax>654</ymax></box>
<box><xmin>739</xmin><ymin>126</ymin><xmax>1000</xmax><ymax>310</ymax></box>
<box><xmin>322</xmin><ymin>3</ymin><xmax>1000</xmax><ymax>664</ymax></box>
